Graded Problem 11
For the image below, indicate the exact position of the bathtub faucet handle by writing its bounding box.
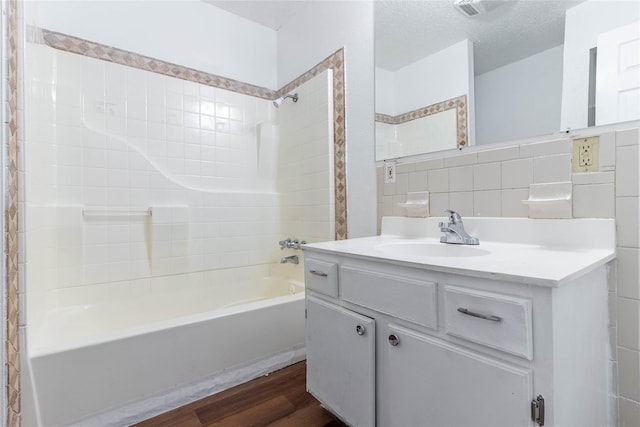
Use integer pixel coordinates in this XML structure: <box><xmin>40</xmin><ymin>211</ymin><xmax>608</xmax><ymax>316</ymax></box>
<box><xmin>279</xmin><ymin>238</ymin><xmax>306</xmax><ymax>250</ymax></box>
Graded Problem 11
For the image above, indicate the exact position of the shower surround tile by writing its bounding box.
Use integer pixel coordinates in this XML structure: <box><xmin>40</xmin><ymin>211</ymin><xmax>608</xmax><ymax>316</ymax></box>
<box><xmin>40</xmin><ymin>27</ymin><xmax>347</xmax><ymax>241</ymax></box>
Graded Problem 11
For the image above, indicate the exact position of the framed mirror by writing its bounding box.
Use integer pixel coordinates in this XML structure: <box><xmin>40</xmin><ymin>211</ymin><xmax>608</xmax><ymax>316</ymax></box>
<box><xmin>375</xmin><ymin>0</ymin><xmax>640</xmax><ymax>161</ymax></box>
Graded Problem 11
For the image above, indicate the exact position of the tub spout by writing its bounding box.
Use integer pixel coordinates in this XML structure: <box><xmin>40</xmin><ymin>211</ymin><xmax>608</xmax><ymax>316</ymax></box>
<box><xmin>280</xmin><ymin>255</ymin><xmax>299</xmax><ymax>264</ymax></box>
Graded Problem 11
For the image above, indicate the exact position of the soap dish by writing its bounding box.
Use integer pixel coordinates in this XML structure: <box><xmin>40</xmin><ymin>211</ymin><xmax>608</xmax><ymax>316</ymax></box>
<box><xmin>398</xmin><ymin>191</ymin><xmax>430</xmax><ymax>218</ymax></box>
<box><xmin>522</xmin><ymin>182</ymin><xmax>572</xmax><ymax>218</ymax></box>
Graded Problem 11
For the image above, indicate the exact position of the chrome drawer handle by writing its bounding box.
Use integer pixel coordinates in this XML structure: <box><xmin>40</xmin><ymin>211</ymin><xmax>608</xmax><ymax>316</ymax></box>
<box><xmin>356</xmin><ymin>324</ymin><xmax>366</xmax><ymax>336</ymax></box>
<box><xmin>309</xmin><ymin>270</ymin><xmax>328</xmax><ymax>277</ymax></box>
<box><xmin>457</xmin><ymin>307</ymin><xmax>502</xmax><ymax>322</ymax></box>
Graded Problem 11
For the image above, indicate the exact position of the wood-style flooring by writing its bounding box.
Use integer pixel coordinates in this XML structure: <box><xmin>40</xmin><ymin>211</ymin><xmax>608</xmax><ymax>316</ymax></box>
<box><xmin>132</xmin><ymin>361</ymin><xmax>347</xmax><ymax>427</ymax></box>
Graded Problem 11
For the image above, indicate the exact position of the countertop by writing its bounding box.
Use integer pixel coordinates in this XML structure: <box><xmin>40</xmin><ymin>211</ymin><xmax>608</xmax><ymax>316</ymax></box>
<box><xmin>302</xmin><ymin>217</ymin><xmax>617</xmax><ymax>287</ymax></box>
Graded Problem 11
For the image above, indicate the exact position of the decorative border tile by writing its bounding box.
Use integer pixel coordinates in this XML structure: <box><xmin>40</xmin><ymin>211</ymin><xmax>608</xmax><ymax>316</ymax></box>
<box><xmin>41</xmin><ymin>29</ymin><xmax>279</xmax><ymax>100</ymax></box>
<box><xmin>7</xmin><ymin>0</ymin><xmax>20</xmax><ymax>425</ymax></box>
<box><xmin>39</xmin><ymin>28</ymin><xmax>347</xmax><ymax>241</ymax></box>
<box><xmin>375</xmin><ymin>95</ymin><xmax>468</xmax><ymax>148</ymax></box>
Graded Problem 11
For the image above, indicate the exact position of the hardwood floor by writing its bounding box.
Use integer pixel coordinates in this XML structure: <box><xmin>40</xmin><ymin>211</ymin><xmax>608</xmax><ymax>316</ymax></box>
<box><xmin>132</xmin><ymin>362</ymin><xmax>347</xmax><ymax>427</ymax></box>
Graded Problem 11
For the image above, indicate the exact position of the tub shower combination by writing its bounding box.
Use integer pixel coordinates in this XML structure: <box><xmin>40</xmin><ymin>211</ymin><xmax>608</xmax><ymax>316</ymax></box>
<box><xmin>24</xmin><ymin>29</ymin><xmax>336</xmax><ymax>424</ymax></box>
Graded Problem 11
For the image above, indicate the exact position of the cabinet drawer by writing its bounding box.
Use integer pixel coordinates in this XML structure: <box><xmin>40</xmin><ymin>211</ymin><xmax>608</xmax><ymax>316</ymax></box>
<box><xmin>444</xmin><ymin>286</ymin><xmax>533</xmax><ymax>360</ymax></box>
<box><xmin>341</xmin><ymin>267</ymin><xmax>437</xmax><ymax>329</ymax></box>
<box><xmin>304</xmin><ymin>259</ymin><xmax>339</xmax><ymax>298</ymax></box>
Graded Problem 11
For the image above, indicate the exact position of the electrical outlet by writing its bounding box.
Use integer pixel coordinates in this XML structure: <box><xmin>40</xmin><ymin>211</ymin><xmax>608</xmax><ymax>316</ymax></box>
<box><xmin>572</xmin><ymin>137</ymin><xmax>599</xmax><ymax>172</ymax></box>
<box><xmin>384</xmin><ymin>161</ymin><xmax>396</xmax><ymax>183</ymax></box>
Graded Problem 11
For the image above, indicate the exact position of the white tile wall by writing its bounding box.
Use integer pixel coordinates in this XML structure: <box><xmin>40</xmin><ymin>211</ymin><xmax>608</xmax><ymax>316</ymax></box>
<box><xmin>23</xmin><ymin>46</ymin><xmax>333</xmax><ymax>326</ymax></box>
<box><xmin>377</xmin><ymin>126</ymin><xmax>640</xmax><ymax>424</ymax></box>
<box><xmin>277</xmin><ymin>70</ymin><xmax>334</xmax><ymax>245</ymax></box>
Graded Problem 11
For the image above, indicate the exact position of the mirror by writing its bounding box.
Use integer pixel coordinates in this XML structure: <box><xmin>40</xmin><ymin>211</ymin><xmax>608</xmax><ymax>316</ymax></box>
<box><xmin>375</xmin><ymin>0</ymin><xmax>640</xmax><ymax>161</ymax></box>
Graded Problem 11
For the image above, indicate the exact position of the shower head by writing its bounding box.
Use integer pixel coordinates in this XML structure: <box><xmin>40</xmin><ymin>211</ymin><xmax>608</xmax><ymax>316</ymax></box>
<box><xmin>273</xmin><ymin>93</ymin><xmax>299</xmax><ymax>108</ymax></box>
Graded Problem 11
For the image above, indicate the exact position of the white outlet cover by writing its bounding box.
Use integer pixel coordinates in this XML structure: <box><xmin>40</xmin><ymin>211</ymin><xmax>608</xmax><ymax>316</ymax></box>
<box><xmin>384</xmin><ymin>161</ymin><xmax>396</xmax><ymax>183</ymax></box>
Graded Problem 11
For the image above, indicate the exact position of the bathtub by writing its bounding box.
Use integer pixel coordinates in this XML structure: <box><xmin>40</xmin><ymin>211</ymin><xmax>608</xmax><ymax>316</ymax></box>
<box><xmin>27</xmin><ymin>272</ymin><xmax>306</xmax><ymax>427</ymax></box>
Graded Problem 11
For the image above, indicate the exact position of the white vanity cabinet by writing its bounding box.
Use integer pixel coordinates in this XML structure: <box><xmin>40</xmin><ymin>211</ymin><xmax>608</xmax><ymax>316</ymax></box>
<box><xmin>380</xmin><ymin>324</ymin><xmax>532</xmax><ymax>427</ymax></box>
<box><xmin>303</xmin><ymin>249</ymin><xmax>612</xmax><ymax>427</ymax></box>
<box><xmin>306</xmin><ymin>295</ymin><xmax>375</xmax><ymax>427</ymax></box>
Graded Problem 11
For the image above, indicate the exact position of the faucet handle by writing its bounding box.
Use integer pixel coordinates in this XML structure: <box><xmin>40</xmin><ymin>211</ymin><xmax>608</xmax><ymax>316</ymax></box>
<box><xmin>444</xmin><ymin>209</ymin><xmax>462</xmax><ymax>224</ymax></box>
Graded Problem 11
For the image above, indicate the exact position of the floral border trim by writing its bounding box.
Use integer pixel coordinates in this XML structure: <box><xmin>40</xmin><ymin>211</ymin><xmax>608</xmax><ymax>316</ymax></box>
<box><xmin>375</xmin><ymin>95</ymin><xmax>468</xmax><ymax>147</ymax></box>
<box><xmin>41</xmin><ymin>29</ymin><xmax>279</xmax><ymax>100</ymax></box>
<box><xmin>7</xmin><ymin>0</ymin><xmax>20</xmax><ymax>425</ymax></box>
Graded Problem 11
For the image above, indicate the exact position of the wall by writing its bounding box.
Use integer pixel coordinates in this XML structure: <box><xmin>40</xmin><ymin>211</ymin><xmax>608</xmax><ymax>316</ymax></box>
<box><xmin>24</xmin><ymin>31</ymin><xmax>336</xmax><ymax>324</ymax></box>
<box><xmin>475</xmin><ymin>45</ymin><xmax>564</xmax><ymax>145</ymax></box>
<box><xmin>375</xmin><ymin>66</ymin><xmax>395</xmax><ymax>114</ymax></box>
<box><xmin>24</xmin><ymin>43</ymin><xmax>282</xmax><ymax>334</ymax></box>
<box><xmin>560</xmin><ymin>0</ymin><xmax>640</xmax><ymax>131</ymax></box>
<box><xmin>277</xmin><ymin>0</ymin><xmax>376</xmax><ymax>239</ymax></box>
<box><xmin>376</xmin><ymin>123</ymin><xmax>640</xmax><ymax>426</ymax></box>
<box><xmin>391</xmin><ymin>39</ymin><xmax>473</xmax><ymax>116</ymax></box>
<box><xmin>375</xmin><ymin>39</ymin><xmax>475</xmax><ymax>158</ymax></box>
<box><xmin>26</xmin><ymin>0</ymin><xmax>278</xmax><ymax>89</ymax></box>
<box><xmin>277</xmin><ymin>70</ymin><xmax>335</xmax><ymax>245</ymax></box>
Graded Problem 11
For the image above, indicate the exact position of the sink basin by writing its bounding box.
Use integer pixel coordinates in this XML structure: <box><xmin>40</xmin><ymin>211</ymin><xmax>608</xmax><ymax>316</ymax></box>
<box><xmin>375</xmin><ymin>241</ymin><xmax>490</xmax><ymax>258</ymax></box>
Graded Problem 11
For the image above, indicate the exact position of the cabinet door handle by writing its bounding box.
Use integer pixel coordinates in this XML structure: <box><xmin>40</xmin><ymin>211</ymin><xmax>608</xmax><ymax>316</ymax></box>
<box><xmin>309</xmin><ymin>270</ymin><xmax>328</xmax><ymax>277</ymax></box>
<box><xmin>388</xmin><ymin>334</ymin><xmax>400</xmax><ymax>346</ymax></box>
<box><xmin>457</xmin><ymin>307</ymin><xmax>502</xmax><ymax>322</ymax></box>
<box><xmin>356</xmin><ymin>324</ymin><xmax>366</xmax><ymax>336</ymax></box>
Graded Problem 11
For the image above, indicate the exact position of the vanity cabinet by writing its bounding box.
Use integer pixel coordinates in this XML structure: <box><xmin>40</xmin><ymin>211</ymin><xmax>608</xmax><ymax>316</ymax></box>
<box><xmin>304</xmin><ymin>250</ymin><xmax>612</xmax><ymax>427</ymax></box>
<box><xmin>380</xmin><ymin>324</ymin><xmax>531</xmax><ymax>427</ymax></box>
<box><xmin>306</xmin><ymin>295</ymin><xmax>375</xmax><ymax>427</ymax></box>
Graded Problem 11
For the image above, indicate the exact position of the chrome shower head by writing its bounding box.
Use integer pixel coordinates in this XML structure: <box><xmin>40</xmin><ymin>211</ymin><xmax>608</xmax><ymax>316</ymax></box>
<box><xmin>273</xmin><ymin>93</ymin><xmax>299</xmax><ymax>108</ymax></box>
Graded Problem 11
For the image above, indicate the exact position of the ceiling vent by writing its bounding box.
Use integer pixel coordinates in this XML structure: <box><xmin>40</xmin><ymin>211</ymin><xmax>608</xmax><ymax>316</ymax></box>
<box><xmin>454</xmin><ymin>0</ymin><xmax>487</xmax><ymax>17</ymax></box>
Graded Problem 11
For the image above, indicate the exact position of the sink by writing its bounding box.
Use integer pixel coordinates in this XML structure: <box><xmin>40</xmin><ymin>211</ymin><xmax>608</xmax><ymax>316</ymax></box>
<box><xmin>375</xmin><ymin>241</ymin><xmax>490</xmax><ymax>258</ymax></box>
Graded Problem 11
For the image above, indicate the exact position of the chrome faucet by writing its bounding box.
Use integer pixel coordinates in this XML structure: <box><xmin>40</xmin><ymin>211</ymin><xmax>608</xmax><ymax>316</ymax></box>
<box><xmin>279</xmin><ymin>238</ymin><xmax>306</xmax><ymax>250</ymax></box>
<box><xmin>280</xmin><ymin>255</ymin><xmax>299</xmax><ymax>264</ymax></box>
<box><xmin>439</xmin><ymin>209</ymin><xmax>479</xmax><ymax>245</ymax></box>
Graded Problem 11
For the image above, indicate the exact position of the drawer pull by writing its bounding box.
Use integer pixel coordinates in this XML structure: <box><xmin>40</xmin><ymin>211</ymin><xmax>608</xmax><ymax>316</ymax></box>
<box><xmin>356</xmin><ymin>324</ymin><xmax>366</xmax><ymax>336</ymax></box>
<box><xmin>309</xmin><ymin>270</ymin><xmax>328</xmax><ymax>277</ymax></box>
<box><xmin>388</xmin><ymin>334</ymin><xmax>400</xmax><ymax>346</ymax></box>
<box><xmin>457</xmin><ymin>307</ymin><xmax>502</xmax><ymax>322</ymax></box>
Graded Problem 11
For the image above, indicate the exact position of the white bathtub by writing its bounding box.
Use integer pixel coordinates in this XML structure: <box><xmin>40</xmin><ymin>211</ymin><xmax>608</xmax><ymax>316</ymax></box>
<box><xmin>27</xmin><ymin>273</ymin><xmax>306</xmax><ymax>427</ymax></box>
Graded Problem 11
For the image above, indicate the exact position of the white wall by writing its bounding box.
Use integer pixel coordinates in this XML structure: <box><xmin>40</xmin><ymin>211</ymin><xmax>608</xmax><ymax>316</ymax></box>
<box><xmin>475</xmin><ymin>45</ymin><xmax>564</xmax><ymax>145</ymax></box>
<box><xmin>277</xmin><ymin>1</ymin><xmax>376</xmax><ymax>239</ymax></box>
<box><xmin>393</xmin><ymin>39</ymin><xmax>473</xmax><ymax>115</ymax></box>
<box><xmin>375</xmin><ymin>39</ymin><xmax>475</xmax><ymax>147</ymax></box>
<box><xmin>277</xmin><ymin>70</ymin><xmax>335</xmax><ymax>245</ymax></box>
<box><xmin>24</xmin><ymin>45</ymin><xmax>284</xmax><ymax>336</ymax></box>
<box><xmin>375</xmin><ymin>66</ymin><xmax>395</xmax><ymax>115</ymax></box>
<box><xmin>27</xmin><ymin>0</ymin><xmax>278</xmax><ymax>89</ymax></box>
<box><xmin>560</xmin><ymin>0</ymin><xmax>640</xmax><ymax>131</ymax></box>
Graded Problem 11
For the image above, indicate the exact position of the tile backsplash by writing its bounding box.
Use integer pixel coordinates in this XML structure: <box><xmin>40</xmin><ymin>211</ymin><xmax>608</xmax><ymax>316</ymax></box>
<box><xmin>377</xmin><ymin>134</ymin><xmax>621</xmax><ymax>226</ymax></box>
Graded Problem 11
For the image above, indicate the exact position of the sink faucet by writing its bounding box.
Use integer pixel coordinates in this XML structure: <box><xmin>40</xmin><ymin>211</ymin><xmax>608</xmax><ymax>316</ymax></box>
<box><xmin>439</xmin><ymin>209</ymin><xmax>479</xmax><ymax>245</ymax></box>
<box><xmin>280</xmin><ymin>255</ymin><xmax>299</xmax><ymax>264</ymax></box>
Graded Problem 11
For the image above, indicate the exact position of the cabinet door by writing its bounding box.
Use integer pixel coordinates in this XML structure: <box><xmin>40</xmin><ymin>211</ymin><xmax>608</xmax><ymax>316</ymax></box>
<box><xmin>307</xmin><ymin>296</ymin><xmax>375</xmax><ymax>427</ymax></box>
<box><xmin>379</xmin><ymin>324</ymin><xmax>532</xmax><ymax>427</ymax></box>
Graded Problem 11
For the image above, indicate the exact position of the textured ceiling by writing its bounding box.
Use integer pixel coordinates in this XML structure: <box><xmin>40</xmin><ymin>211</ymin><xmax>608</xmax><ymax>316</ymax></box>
<box><xmin>204</xmin><ymin>0</ymin><xmax>584</xmax><ymax>75</ymax></box>
<box><xmin>376</xmin><ymin>0</ymin><xmax>584</xmax><ymax>74</ymax></box>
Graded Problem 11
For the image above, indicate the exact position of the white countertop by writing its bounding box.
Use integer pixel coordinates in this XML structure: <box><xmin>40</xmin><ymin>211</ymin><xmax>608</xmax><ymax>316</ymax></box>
<box><xmin>303</xmin><ymin>217</ymin><xmax>616</xmax><ymax>287</ymax></box>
